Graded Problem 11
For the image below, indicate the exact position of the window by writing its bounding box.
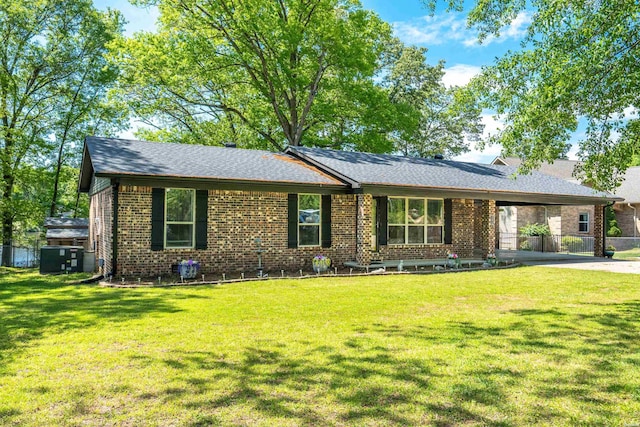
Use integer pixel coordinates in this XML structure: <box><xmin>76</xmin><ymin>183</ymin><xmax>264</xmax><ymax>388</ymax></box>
<box><xmin>388</xmin><ymin>197</ymin><xmax>444</xmax><ymax>245</ymax></box>
<box><xmin>165</xmin><ymin>188</ymin><xmax>195</xmax><ymax>248</ymax></box>
<box><xmin>298</xmin><ymin>194</ymin><xmax>321</xmax><ymax>246</ymax></box>
<box><xmin>578</xmin><ymin>212</ymin><xmax>589</xmax><ymax>233</ymax></box>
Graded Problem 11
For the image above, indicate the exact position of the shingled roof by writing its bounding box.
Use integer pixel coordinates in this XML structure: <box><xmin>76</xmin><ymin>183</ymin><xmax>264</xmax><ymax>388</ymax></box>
<box><xmin>492</xmin><ymin>156</ymin><xmax>581</xmax><ymax>183</ymax></box>
<box><xmin>79</xmin><ymin>137</ymin><xmax>346</xmax><ymax>192</ymax></box>
<box><xmin>78</xmin><ymin>137</ymin><xmax>621</xmax><ymax>205</ymax></box>
<box><xmin>615</xmin><ymin>166</ymin><xmax>640</xmax><ymax>204</ymax></box>
<box><xmin>287</xmin><ymin>146</ymin><xmax>620</xmax><ymax>205</ymax></box>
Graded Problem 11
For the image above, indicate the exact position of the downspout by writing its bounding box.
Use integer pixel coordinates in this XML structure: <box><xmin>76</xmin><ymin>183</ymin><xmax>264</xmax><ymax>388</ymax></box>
<box><xmin>629</xmin><ymin>203</ymin><xmax>637</xmax><ymax>238</ymax></box>
<box><xmin>112</xmin><ymin>180</ymin><xmax>120</xmax><ymax>276</ymax></box>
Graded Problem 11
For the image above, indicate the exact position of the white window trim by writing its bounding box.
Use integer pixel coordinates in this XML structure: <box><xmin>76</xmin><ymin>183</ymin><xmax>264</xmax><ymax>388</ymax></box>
<box><xmin>164</xmin><ymin>188</ymin><xmax>196</xmax><ymax>249</ymax></box>
<box><xmin>298</xmin><ymin>193</ymin><xmax>321</xmax><ymax>247</ymax></box>
<box><xmin>578</xmin><ymin>212</ymin><xmax>589</xmax><ymax>233</ymax></box>
<box><xmin>388</xmin><ymin>197</ymin><xmax>444</xmax><ymax>245</ymax></box>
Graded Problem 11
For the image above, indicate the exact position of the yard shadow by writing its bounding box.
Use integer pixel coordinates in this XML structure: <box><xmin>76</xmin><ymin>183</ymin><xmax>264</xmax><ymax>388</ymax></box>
<box><xmin>0</xmin><ymin>272</ymin><xmax>183</xmax><ymax>367</ymax></box>
<box><xmin>142</xmin><ymin>343</ymin><xmax>516</xmax><ymax>427</ymax></box>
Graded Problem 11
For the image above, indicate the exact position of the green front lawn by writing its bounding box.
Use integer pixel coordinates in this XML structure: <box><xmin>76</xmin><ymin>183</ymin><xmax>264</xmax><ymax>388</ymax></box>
<box><xmin>614</xmin><ymin>247</ymin><xmax>640</xmax><ymax>260</ymax></box>
<box><xmin>1</xmin><ymin>268</ymin><xmax>639</xmax><ymax>426</ymax></box>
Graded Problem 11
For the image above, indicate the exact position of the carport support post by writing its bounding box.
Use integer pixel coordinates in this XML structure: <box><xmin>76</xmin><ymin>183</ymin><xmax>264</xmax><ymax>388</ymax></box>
<box><xmin>481</xmin><ymin>200</ymin><xmax>497</xmax><ymax>258</ymax></box>
<box><xmin>594</xmin><ymin>205</ymin><xmax>605</xmax><ymax>257</ymax></box>
<box><xmin>356</xmin><ymin>194</ymin><xmax>373</xmax><ymax>266</ymax></box>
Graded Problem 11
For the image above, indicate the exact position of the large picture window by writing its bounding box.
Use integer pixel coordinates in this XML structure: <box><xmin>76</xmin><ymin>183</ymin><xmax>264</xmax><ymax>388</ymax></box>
<box><xmin>298</xmin><ymin>194</ymin><xmax>321</xmax><ymax>246</ymax></box>
<box><xmin>165</xmin><ymin>188</ymin><xmax>195</xmax><ymax>248</ymax></box>
<box><xmin>388</xmin><ymin>197</ymin><xmax>443</xmax><ymax>245</ymax></box>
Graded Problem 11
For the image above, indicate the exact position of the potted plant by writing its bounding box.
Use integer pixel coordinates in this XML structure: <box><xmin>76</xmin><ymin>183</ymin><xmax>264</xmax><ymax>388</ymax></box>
<box><xmin>312</xmin><ymin>255</ymin><xmax>331</xmax><ymax>273</ymax></box>
<box><xmin>447</xmin><ymin>252</ymin><xmax>460</xmax><ymax>268</ymax></box>
<box><xmin>178</xmin><ymin>259</ymin><xmax>200</xmax><ymax>279</ymax></box>
<box><xmin>604</xmin><ymin>245</ymin><xmax>616</xmax><ymax>259</ymax></box>
<box><xmin>487</xmin><ymin>253</ymin><xmax>497</xmax><ymax>266</ymax></box>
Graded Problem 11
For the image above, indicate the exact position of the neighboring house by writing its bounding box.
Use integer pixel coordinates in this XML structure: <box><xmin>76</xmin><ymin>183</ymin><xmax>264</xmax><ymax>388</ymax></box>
<box><xmin>493</xmin><ymin>157</ymin><xmax>640</xmax><ymax>240</ymax></box>
<box><xmin>43</xmin><ymin>217</ymin><xmax>89</xmax><ymax>248</ymax></box>
<box><xmin>78</xmin><ymin>137</ymin><xmax>618</xmax><ymax>277</ymax></box>
<box><xmin>610</xmin><ymin>167</ymin><xmax>640</xmax><ymax>238</ymax></box>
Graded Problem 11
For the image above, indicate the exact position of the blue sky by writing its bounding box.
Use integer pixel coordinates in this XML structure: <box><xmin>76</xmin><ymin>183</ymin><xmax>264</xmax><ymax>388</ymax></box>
<box><xmin>96</xmin><ymin>0</ymin><xmax>536</xmax><ymax>163</ymax></box>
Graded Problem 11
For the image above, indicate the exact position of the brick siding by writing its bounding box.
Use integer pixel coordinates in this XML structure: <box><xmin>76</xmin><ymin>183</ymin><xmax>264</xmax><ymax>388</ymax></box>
<box><xmin>115</xmin><ymin>187</ymin><xmax>357</xmax><ymax>277</ymax></box>
<box><xmin>93</xmin><ymin>185</ymin><xmax>503</xmax><ymax>277</ymax></box>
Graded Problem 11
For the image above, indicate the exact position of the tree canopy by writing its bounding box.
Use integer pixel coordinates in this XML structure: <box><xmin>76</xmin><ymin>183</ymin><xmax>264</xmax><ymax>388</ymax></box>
<box><xmin>429</xmin><ymin>0</ymin><xmax>640</xmax><ymax>190</ymax></box>
<box><xmin>0</xmin><ymin>0</ymin><xmax>125</xmax><ymax>263</ymax></box>
<box><xmin>116</xmin><ymin>0</ymin><xmax>393</xmax><ymax>151</ymax></box>
<box><xmin>114</xmin><ymin>0</ymin><xmax>481</xmax><ymax>155</ymax></box>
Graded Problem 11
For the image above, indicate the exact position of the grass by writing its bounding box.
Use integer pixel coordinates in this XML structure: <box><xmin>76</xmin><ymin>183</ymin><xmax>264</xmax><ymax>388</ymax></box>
<box><xmin>614</xmin><ymin>247</ymin><xmax>640</xmax><ymax>260</ymax></box>
<box><xmin>1</xmin><ymin>268</ymin><xmax>640</xmax><ymax>426</ymax></box>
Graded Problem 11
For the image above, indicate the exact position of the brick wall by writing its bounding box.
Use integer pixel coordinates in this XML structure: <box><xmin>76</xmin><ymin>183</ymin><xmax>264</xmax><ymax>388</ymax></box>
<box><xmin>560</xmin><ymin>205</ymin><xmax>594</xmax><ymax>236</ymax></box>
<box><xmin>89</xmin><ymin>185</ymin><xmax>113</xmax><ymax>275</ymax></box>
<box><xmin>614</xmin><ymin>203</ymin><xmax>640</xmax><ymax>237</ymax></box>
<box><xmin>105</xmin><ymin>186</ymin><xmax>502</xmax><ymax>276</ymax></box>
<box><xmin>115</xmin><ymin>187</ymin><xmax>357</xmax><ymax>277</ymax></box>
<box><xmin>516</xmin><ymin>206</ymin><xmax>545</xmax><ymax>230</ymax></box>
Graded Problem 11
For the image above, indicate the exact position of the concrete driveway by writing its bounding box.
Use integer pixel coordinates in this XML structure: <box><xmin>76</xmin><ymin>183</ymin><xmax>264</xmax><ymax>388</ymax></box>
<box><xmin>521</xmin><ymin>257</ymin><xmax>640</xmax><ymax>274</ymax></box>
<box><xmin>497</xmin><ymin>249</ymin><xmax>640</xmax><ymax>274</ymax></box>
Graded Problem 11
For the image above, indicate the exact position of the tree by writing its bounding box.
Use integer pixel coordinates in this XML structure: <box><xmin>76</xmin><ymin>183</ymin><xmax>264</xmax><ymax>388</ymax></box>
<box><xmin>429</xmin><ymin>0</ymin><xmax>640</xmax><ymax>190</ymax></box>
<box><xmin>0</xmin><ymin>0</ymin><xmax>124</xmax><ymax>265</ymax></box>
<box><xmin>115</xmin><ymin>0</ymin><xmax>393</xmax><ymax>151</ymax></box>
<box><xmin>382</xmin><ymin>42</ymin><xmax>483</xmax><ymax>158</ymax></box>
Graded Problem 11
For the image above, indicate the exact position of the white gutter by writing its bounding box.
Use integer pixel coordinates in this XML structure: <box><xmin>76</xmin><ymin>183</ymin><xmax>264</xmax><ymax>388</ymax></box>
<box><xmin>629</xmin><ymin>203</ymin><xmax>637</xmax><ymax>238</ymax></box>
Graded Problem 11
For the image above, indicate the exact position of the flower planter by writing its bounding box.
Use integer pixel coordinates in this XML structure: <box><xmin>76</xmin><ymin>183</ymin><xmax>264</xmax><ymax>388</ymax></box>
<box><xmin>604</xmin><ymin>250</ymin><xmax>615</xmax><ymax>259</ymax></box>
<box><xmin>312</xmin><ymin>256</ymin><xmax>331</xmax><ymax>273</ymax></box>
<box><xmin>178</xmin><ymin>262</ymin><xmax>199</xmax><ymax>279</ymax></box>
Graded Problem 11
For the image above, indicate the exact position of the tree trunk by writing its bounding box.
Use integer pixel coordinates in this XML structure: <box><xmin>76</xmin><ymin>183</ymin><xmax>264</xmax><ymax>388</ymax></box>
<box><xmin>50</xmin><ymin>138</ymin><xmax>66</xmax><ymax>216</ymax></box>
<box><xmin>1</xmin><ymin>179</ymin><xmax>13</xmax><ymax>267</ymax></box>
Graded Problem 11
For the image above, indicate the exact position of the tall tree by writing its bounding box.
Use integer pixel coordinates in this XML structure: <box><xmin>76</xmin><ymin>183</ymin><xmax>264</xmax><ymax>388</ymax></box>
<box><xmin>428</xmin><ymin>0</ymin><xmax>640</xmax><ymax>189</ymax></box>
<box><xmin>383</xmin><ymin>42</ymin><xmax>483</xmax><ymax>158</ymax></box>
<box><xmin>115</xmin><ymin>0</ymin><xmax>393</xmax><ymax>151</ymax></box>
<box><xmin>0</xmin><ymin>0</ymin><xmax>124</xmax><ymax>265</ymax></box>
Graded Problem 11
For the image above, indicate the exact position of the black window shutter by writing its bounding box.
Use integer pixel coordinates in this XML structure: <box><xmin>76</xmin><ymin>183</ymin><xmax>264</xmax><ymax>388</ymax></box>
<box><xmin>151</xmin><ymin>188</ymin><xmax>165</xmax><ymax>251</ymax></box>
<box><xmin>321</xmin><ymin>195</ymin><xmax>332</xmax><ymax>248</ymax></box>
<box><xmin>195</xmin><ymin>189</ymin><xmax>208</xmax><ymax>249</ymax></box>
<box><xmin>444</xmin><ymin>198</ymin><xmax>453</xmax><ymax>244</ymax></box>
<box><xmin>287</xmin><ymin>194</ymin><xmax>298</xmax><ymax>248</ymax></box>
<box><xmin>377</xmin><ymin>196</ymin><xmax>388</xmax><ymax>246</ymax></box>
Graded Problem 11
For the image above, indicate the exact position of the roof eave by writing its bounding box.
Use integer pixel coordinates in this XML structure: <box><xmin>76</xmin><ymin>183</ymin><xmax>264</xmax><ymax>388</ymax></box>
<box><xmin>359</xmin><ymin>183</ymin><xmax>622</xmax><ymax>205</ymax></box>
<box><xmin>94</xmin><ymin>172</ymin><xmax>350</xmax><ymax>194</ymax></box>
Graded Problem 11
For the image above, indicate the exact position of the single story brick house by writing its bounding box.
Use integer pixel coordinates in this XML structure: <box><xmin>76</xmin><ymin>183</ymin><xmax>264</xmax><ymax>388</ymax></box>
<box><xmin>78</xmin><ymin>137</ymin><xmax>620</xmax><ymax>277</ymax></box>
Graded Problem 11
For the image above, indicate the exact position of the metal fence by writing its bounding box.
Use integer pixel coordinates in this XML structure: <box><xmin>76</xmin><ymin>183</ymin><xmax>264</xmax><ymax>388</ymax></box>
<box><xmin>498</xmin><ymin>233</ymin><xmax>594</xmax><ymax>254</ymax></box>
<box><xmin>0</xmin><ymin>240</ymin><xmax>42</xmax><ymax>268</ymax></box>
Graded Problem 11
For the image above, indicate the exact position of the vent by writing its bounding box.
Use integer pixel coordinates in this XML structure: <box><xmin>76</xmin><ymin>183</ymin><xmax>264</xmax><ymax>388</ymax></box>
<box><xmin>224</xmin><ymin>143</ymin><xmax>237</xmax><ymax>148</ymax></box>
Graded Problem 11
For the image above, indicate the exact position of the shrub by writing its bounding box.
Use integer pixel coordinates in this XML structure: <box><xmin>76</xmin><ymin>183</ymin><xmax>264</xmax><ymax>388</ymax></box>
<box><xmin>520</xmin><ymin>240</ymin><xmax>533</xmax><ymax>251</ymax></box>
<box><xmin>520</xmin><ymin>223</ymin><xmax>551</xmax><ymax>236</ymax></box>
<box><xmin>561</xmin><ymin>236</ymin><xmax>583</xmax><ymax>252</ymax></box>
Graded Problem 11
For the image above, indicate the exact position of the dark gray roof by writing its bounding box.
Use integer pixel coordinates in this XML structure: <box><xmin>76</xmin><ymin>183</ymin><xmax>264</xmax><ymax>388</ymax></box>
<box><xmin>44</xmin><ymin>217</ymin><xmax>89</xmax><ymax>228</ymax></box>
<box><xmin>615</xmin><ymin>166</ymin><xmax>640</xmax><ymax>204</ymax></box>
<box><xmin>288</xmin><ymin>146</ymin><xmax>620</xmax><ymax>205</ymax></box>
<box><xmin>46</xmin><ymin>228</ymin><xmax>89</xmax><ymax>239</ymax></box>
<box><xmin>79</xmin><ymin>137</ymin><xmax>345</xmax><ymax>191</ymax></box>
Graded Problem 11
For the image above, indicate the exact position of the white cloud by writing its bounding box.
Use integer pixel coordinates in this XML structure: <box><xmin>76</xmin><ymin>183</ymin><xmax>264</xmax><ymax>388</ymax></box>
<box><xmin>442</xmin><ymin>64</ymin><xmax>482</xmax><ymax>87</ymax></box>
<box><xmin>463</xmin><ymin>11</ymin><xmax>532</xmax><ymax>47</ymax></box>
<box><xmin>392</xmin><ymin>13</ymin><xmax>469</xmax><ymax>46</ymax></box>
